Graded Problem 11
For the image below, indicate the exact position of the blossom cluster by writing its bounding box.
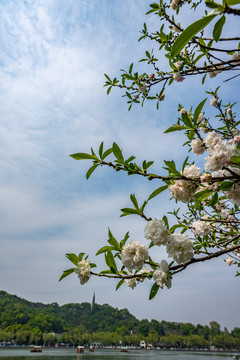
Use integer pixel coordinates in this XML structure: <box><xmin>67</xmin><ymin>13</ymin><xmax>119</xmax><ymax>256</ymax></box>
<box><xmin>75</xmin><ymin>259</ymin><xmax>91</xmax><ymax>285</ymax></box>
<box><xmin>145</xmin><ymin>219</ymin><xmax>194</xmax><ymax>264</ymax></box>
<box><xmin>121</xmin><ymin>240</ymin><xmax>149</xmax><ymax>271</ymax></box>
<box><xmin>204</xmin><ymin>131</ymin><xmax>237</xmax><ymax>172</ymax></box>
<box><xmin>153</xmin><ymin>260</ymin><xmax>172</xmax><ymax>289</ymax></box>
<box><xmin>192</xmin><ymin>216</ymin><xmax>211</xmax><ymax>236</ymax></box>
<box><xmin>169</xmin><ymin>165</ymin><xmax>202</xmax><ymax>202</ymax></box>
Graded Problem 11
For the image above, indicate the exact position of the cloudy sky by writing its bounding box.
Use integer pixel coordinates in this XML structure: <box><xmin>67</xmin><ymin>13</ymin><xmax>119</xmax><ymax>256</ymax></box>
<box><xmin>0</xmin><ymin>0</ymin><xmax>239</xmax><ymax>331</ymax></box>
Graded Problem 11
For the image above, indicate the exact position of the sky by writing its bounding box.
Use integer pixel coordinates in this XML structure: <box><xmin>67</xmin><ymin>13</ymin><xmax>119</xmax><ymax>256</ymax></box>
<box><xmin>0</xmin><ymin>0</ymin><xmax>239</xmax><ymax>331</ymax></box>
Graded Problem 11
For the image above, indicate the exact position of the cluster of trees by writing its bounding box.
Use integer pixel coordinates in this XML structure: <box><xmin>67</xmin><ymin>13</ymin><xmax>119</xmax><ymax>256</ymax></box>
<box><xmin>0</xmin><ymin>291</ymin><xmax>239</xmax><ymax>349</ymax></box>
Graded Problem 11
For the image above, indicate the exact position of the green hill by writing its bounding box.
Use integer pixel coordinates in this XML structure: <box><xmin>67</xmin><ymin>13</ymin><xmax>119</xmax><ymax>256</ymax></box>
<box><xmin>0</xmin><ymin>290</ymin><xmax>239</xmax><ymax>350</ymax></box>
<box><xmin>0</xmin><ymin>290</ymin><xmax>139</xmax><ymax>333</ymax></box>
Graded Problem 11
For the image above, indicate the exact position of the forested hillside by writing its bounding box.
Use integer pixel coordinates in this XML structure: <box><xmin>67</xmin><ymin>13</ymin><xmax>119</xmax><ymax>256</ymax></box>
<box><xmin>0</xmin><ymin>290</ymin><xmax>239</xmax><ymax>350</ymax></box>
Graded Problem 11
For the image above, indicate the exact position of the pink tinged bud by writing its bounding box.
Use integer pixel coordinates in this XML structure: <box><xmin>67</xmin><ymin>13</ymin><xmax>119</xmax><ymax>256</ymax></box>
<box><xmin>210</xmin><ymin>97</ymin><xmax>218</xmax><ymax>107</ymax></box>
<box><xmin>226</xmin><ymin>258</ymin><xmax>233</xmax><ymax>266</ymax></box>
<box><xmin>173</xmin><ymin>72</ymin><xmax>185</xmax><ymax>82</ymax></box>
<box><xmin>227</xmin><ymin>108</ymin><xmax>231</xmax><ymax>115</ymax></box>
<box><xmin>149</xmin><ymin>73</ymin><xmax>155</xmax><ymax>81</ymax></box>
<box><xmin>234</xmin><ymin>136</ymin><xmax>240</xmax><ymax>144</ymax></box>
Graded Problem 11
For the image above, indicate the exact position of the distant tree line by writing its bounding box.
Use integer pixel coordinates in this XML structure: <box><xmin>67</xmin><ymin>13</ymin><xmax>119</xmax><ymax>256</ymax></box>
<box><xmin>0</xmin><ymin>291</ymin><xmax>239</xmax><ymax>350</ymax></box>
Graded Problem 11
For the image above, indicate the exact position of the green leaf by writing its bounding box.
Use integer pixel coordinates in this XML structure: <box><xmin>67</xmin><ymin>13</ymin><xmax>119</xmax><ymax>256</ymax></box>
<box><xmin>164</xmin><ymin>125</ymin><xmax>188</xmax><ymax>133</ymax></box>
<box><xmin>181</xmin><ymin>113</ymin><xmax>193</xmax><ymax>128</ymax></box>
<box><xmin>116</xmin><ymin>279</ymin><xmax>124</xmax><ymax>291</ymax></box>
<box><xmin>120</xmin><ymin>208</ymin><xmax>139</xmax><ymax>217</ymax></box>
<box><xmin>171</xmin><ymin>15</ymin><xmax>216</xmax><ymax>58</ymax></box>
<box><xmin>78</xmin><ymin>253</ymin><xmax>85</xmax><ymax>261</ymax></box>
<box><xmin>104</xmin><ymin>73</ymin><xmax>112</xmax><ymax>82</ymax></box>
<box><xmin>96</xmin><ymin>246</ymin><xmax>115</xmax><ymax>256</ymax></box>
<box><xmin>148</xmin><ymin>185</ymin><xmax>164</xmax><ymax>201</ymax></box>
<box><xmin>105</xmin><ymin>251</ymin><xmax>117</xmax><ymax>271</ymax></box>
<box><xmin>99</xmin><ymin>142</ymin><xmax>104</xmax><ymax>158</ymax></box>
<box><xmin>102</xmin><ymin>147</ymin><xmax>113</xmax><ymax>160</ymax></box>
<box><xmin>213</xmin><ymin>15</ymin><xmax>226</xmax><ymax>42</ymax></box>
<box><xmin>230</xmin><ymin>156</ymin><xmax>240</xmax><ymax>167</ymax></box>
<box><xmin>224</xmin><ymin>0</ymin><xmax>240</xmax><ymax>5</ymax></box>
<box><xmin>162</xmin><ymin>215</ymin><xmax>169</xmax><ymax>229</ymax></box>
<box><xmin>86</xmin><ymin>164</ymin><xmax>99</xmax><ymax>179</ymax></box>
<box><xmin>193</xmin><ymin>98</ymin><xmax>207</xmax><ymax>124</ymax></box>
<box><xmin>210</xmin><ymin>191</ymin><xmax>218</xmax><ymax>206</ymax></box>
<box><xmin>70</xmin><ymin>152</ymin><xmax>98</xmax><ymax>160</ymax></box>
<box><xmin>149</xmin><ymin>283</ymin><xmax>160</xmax><ymax>300</ymax></box>
<box><xmin>112</xmin><ymin>142</ymin><xmax>124</xmax><ymax>164</ymax></box>
<box><xmin>59</xmin><ymin>268</ymin><xmax>75</xmax><ymax>282</ymax></box>
<box><xmin>120</xmin><ymin>232</ymin><xmax>130</xmax><ymax>248</ymax></box>
<box><xmin>219</xmin><ymin>181</ymin><xmax>234</xmax><ymax>191</ymax></box>
<box><xmin>130</xmin><ymin>194</ymin><xmax>139</xmax><ymax>210</ymax></box>
<box><xmin>108</xmin><ymin>229</ymin><xmax>121</xmax><ymax>251</ymax></box>
<box><xmin>194</xmin><ymin>189</ymin><xmax>213</xmax><ymax>201</ymax></box>
<box><xmin>66</xmin><ymin>253</ymin><xmax>80</xmax><ymax>266</ymax></box>
<box><xmin>205</xmin><ymin>0</ymin><xmax>221</xmax><ymax>8</ymax></box>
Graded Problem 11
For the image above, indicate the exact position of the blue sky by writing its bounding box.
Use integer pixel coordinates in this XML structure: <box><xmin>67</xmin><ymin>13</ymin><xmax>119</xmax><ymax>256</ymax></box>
<box><xmin>0</xmin><ymin>0</ymin><xmax>239</xmax><ymax>330</ymax></box>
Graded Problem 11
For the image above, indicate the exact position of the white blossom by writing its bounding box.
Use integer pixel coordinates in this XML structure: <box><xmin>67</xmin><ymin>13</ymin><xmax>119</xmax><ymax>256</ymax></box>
<box><xmin>191</xmin><ymin>139</ymin><xmax>205</xmax><ymax>155</ymax></box>
<box><xmin>180</xmin><ymin>107</ymin><xmax>187</xmax><ymax>115</ymax></box>
<box><xmin>169</xmin><ymin>180</ymin><xmax>196</xmax><ymax>202</ymax></box>
<box><xmin>121</xmin><ymin>240</ymin><xmax>148</xmax><ymax>271</ymax></box>
<box><xmin>231</xmin><ymin>53</ymin><xmax>240</xmax><ymax>64</ymax></box>
<box><xmin>173</xmin><ymin>72</ymin><xmax>184</xmax><ymax>82</ymax></box>
<box><xmin>234</xmin><ymin>136</ymin><xmax>240</xmax><ymax>144</ymax></box>
<box><xmin>144</xmin><ymin>218</ymin><xmax>169</xmax><ymax>246</ymax></box>
<box><xmin>183</xmin><ymin>164</ymin><xmax>202</xmax><ymax>178</ymax></box>
<box><xmin>226</xmin><ymin>258</ymin><xmax>233</xmax><ymax>266</ymax></box>
<box><xmin>172</xmin><ymin>23</ymin><xmax>181</xmax><ymax>32</ymax></box>
<box><xmin>204</xmin><ymin>131</ymin><xmax>237</xmax><ymax>172</ymax></box>
<box><xmin>210</xmin><ymin>97</ymin><xmax>218</xmax><ymax>107</ymax></box>
<box><xmin>139</xmin><ymin>82</ymin><xmax>147</xmax><ymax>93</ymax></box>
<box><xmin>198</xmin><ymin>113</ymin><xmax>205</xmax><ymax>122</ymax></box>
<box><xmin>75</xmin><ymin>259</ymin><xmax>91</xmax><ymax>285</ymax></box>
<box><xmin>124</xmin><ymin>278</ymin><xmax>137</xmax><ymax>288</ymax></box>
<box><xmin>192</xmin><ymin>216</ymin><xmax>211</xmax><ymax>236</ymax></box>
<box><xmin>166</xmin><ymin>233</ymin><xmax>194</xmax><ymax>264</ymax></box>
<box><xmin>200</xmin><ymin>173</ymin><xmax>212</xmax><ymax>183</ymax></box>
<box><xmin>153</xmin><ymin>260</ymin><xmax>172</xmax><ymax>289</ymax></box>
<box><xmin>225</xmin><ymin>183</ymin><xmax>240</xmax><ymax>206</ymax></box>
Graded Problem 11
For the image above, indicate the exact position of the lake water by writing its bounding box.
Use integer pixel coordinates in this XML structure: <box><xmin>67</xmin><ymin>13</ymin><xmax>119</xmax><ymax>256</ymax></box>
<box><xmin>0</xmin><ymin>348</ymin><xmax>234</xmax><ymax>360</ymax></box>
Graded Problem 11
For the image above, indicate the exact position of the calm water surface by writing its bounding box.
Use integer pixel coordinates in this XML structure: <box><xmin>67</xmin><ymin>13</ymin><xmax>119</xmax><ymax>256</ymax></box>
<box><xmin>0</xmin><ymin>348</ymin><xmax>234</xmax><ymax>360</ymax></box>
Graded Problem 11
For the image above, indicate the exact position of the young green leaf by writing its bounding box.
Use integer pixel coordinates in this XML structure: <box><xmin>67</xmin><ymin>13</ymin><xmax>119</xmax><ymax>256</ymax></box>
<box><xmin>149</xmin><ymin>282</ymin><xmax>160</xmax><ymax>300</ymax></box>
<box><xmin>116</xmin><ymin>278</ymin><xmax>124</xmax><ymax>291</ymax></box>
<box><xmin>86</xmin><ymin>164</ymin><xmax>99</xmax><ymax>179</ymax></box>
<box><xmin>59</xmin><ymin>268</ymin><xmax>75</xmax><ymax>282</ymax></box>
<box><xmin>112</xmin><ymin>142</ymin><xmax>124</xmax><ymax>164</ymax></box>
<box><xmin>105</xmin><ymin>251</ymin><xmax>117</xmax><ymax>271</ymax></box>
<box><xmin>148</xmin><ymin>185</ymin><xmax>168</xmax><ymax>201</ymax></box>
<box><xmin>213</xmin><ymin>15</ymin><xmax>226</xmax><ymax>42</ymax></box>
<box><xmin>70</xmin><ymin>153</ymin><xmax>98</xmax><ymax>160</ymax></box>
<box><xmin>171</xmin><ymin>14</ymin><xmax>216</xmax><ymax>58</ymax></box>
<box><xmin>164</xmin><ymin>125</ymin><xmax>189</xmax><ymax>133</ymax></box>
<box><xmin>66</xmin><ymin>253</ymin><xmax>80</xmax><ymax>266</ymax></box>
<box><xmin>193</xmin><ymin>98</ymin><xmax>207</xmax><ymax>124</ymax></box>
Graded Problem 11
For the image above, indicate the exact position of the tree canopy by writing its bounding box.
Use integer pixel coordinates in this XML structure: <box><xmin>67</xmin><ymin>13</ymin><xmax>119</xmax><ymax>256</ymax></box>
<box><xmin>60</xmin><ymin>0</ymin><xmax>240</xmax><ymax>300</ymax></box>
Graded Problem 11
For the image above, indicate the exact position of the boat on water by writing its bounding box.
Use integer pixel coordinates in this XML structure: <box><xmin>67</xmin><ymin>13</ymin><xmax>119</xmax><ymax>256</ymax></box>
<box><xmin>89</xmin><ymin>346</ymin><xmax>94</xmax><ymax>352</ymax></box>
<box><xmin>30</xmin><ymin>346</ymin><xmax>42</xmax><ymax>353</ymax></box>
<box><xmin>77</xmin><ymin>346</ymin><xmax>84</xmax><ymax>353</ymax></box>
<box><xmin>233</xmin><ymin>353</ymin><xmax>239</xmax><ymax>360</ymax></box>
<box><xmin>120</xmin><ymin>347</ymin><xmax>128</xmax><ymax>353</ymax></box>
